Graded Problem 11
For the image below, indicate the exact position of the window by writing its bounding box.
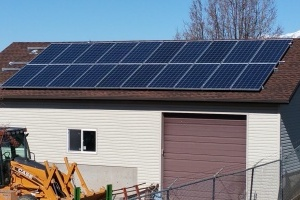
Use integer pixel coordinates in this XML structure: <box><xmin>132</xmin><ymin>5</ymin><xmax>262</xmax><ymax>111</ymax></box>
<box><xmin>68</xmin><ymin>129</ymin><xmax>96</xmax><ymax>152</ymax></box>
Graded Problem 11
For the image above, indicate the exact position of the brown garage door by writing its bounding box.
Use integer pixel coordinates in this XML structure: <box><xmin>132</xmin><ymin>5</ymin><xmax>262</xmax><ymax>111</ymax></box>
<box><xmin>163</xmin><ymin>113</ymin><xmax>246</xmax><ymax>199</ymax></box>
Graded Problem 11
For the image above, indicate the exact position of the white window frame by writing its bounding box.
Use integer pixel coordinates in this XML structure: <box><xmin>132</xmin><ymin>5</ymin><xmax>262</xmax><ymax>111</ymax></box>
<box><xmin>67</xmin><ymin>128</ymin><xmax>97</xmax><ymax>154</ymax></box>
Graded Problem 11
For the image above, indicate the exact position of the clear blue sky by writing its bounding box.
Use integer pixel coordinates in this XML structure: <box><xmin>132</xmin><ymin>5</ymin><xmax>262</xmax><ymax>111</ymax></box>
<box><xmin>1</xmin><ymin>0</ymin><xmax>299</xmax><ymax>52</ymax></box>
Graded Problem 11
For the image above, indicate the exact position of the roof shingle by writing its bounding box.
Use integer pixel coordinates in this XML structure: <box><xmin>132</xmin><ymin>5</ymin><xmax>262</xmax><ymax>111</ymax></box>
<box><xmin>1</xmin><ymin>40</ymin><xmax>300</xmax><ymax>103</ymax></box>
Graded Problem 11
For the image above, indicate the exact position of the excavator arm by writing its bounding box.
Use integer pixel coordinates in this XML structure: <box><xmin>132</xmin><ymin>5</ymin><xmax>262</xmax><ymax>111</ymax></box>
<box><xmin>9</xmin><ymin>158</ymin><xmax>106</xmax><ymax>200</ymax></box>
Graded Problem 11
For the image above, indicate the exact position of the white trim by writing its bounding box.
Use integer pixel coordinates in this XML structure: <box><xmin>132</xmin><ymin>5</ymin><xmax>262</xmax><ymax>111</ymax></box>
<box><xmin>159</xmin><ymin>113</ymin><xmax>164</xmax><ymax>189</ymax></box>
<box><xmin>277</xmin><ymin>114</ymin><xmax>281</xmax><ymax>160</ymax></box>
<box><xmin>67</xmin><ymin>128</ymin><xmax>97</xmax><ymax>154</ymax></box>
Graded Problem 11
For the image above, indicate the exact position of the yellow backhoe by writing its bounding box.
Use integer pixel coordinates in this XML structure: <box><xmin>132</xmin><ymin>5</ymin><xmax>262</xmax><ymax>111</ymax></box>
<box><xmin>0</xmin><ymin>127</ymin><xmax>106</xmax><ymax>200</ymax></box>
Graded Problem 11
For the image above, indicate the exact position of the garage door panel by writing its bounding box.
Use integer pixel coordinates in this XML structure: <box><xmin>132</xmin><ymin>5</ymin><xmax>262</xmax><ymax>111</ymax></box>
<box><xmin>164</xmin><ymin>171</ymin><xmax>245</xmax><ymax>183</ymax></box>
<box><xmin>164</xmin><ymin>170</ymin><xmax>216</xmax><ymax>180</ymax></box>
<box><xmin>165</xmin><ymin>121</ymin><xmax>246</xmax><ymax>128</ymax></box>
<box><xmin>164</xmin><ymin>148</ymin><xmax>245</xmax><ymax>158</ymax></box>
<box><xmin>164</xmin><ymin>159</ymin><xmax>244</xmax><ymax>174</ymax></box>
<box><xmin>164</xmin><ymin>118</ymin><xmax>246</xmax><ymax>126</ymax></box>
<box><xmin>164</xmin><ymin>125</ymin><xmax>246</xmax><ymax>138</ymax></box>
<box><xmin>164</xmin><ymin>170</ymin><xmax>245</xmax><ymax>182</ymax></box>
<box><xmin>163</xmin><ymin>114</ymin><xmax>246</xmax><ymax>198</ymax></box>
<box><xmin>165</xmin><ymin>153</ymin><xmax>246</xmax><ymax>164</ymax></box>
<box><xmin>166</xmin><ymin>175</ymin><xmax>245</xmax><ymax>200</ymax></box>
<box><xmin>161</xmin><ymin>183</ymin><xmax>213</xmax><ymax>200</ymax></box>
<box><xmin>165</xmin><ymin>135</ymin><xmax>246</xmax><ymax>145</ymax></box>
<box><xmin>164</xmin><ymin>142</ymin><xmax>246</xmax><ymax>155</ymax></box>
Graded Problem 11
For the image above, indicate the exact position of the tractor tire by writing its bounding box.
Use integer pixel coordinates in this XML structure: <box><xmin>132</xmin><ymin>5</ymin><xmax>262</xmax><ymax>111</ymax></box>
<box><xmin>18</xmin><ymin>194</ymin><xmax>37</xmax><ymax>200</ymax></box>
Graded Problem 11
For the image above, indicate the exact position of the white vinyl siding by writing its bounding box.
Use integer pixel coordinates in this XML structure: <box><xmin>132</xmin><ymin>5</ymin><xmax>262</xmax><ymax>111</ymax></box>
<box><xmin>247</xmin><ymin>113</ymin><xmax>280</xmax><ymax>200</ymax></box>
<box><xmin>0</xmin><ymin>107</ymin><xmax>161</xmax><ymax>184</ymax></box>
<box><xmin>247</xmin><ymin>113</ymin><xmax>281</xmax><ymax>164</ymax></box>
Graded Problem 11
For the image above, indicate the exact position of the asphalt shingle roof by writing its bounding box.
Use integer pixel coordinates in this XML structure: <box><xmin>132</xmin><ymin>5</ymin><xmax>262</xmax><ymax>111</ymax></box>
<box><xmin>1</xmin><ymin>40</ymin><xmax>300</xmax><ymax>103</ymax></box>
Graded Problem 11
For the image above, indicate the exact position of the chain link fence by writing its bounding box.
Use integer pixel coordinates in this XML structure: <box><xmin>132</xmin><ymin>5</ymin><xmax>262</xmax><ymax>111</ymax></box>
<box><xmin>282</xmin><ymin>145</ymin><xmax>300</xmax><ymax>200</ymax></box>
<box><xmin>128</xmin><ymin>160</ymin><xmax>281</xmax><ymax>200</ymax></box>
<box><xmin>124</xmin><ymin>146</ymin><xmax>300</xmax><ymax>200</ymax></box>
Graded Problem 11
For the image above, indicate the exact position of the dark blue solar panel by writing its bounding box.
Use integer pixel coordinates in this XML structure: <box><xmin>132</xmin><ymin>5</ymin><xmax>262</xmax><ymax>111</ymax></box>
<box><xmin>75</xmin><ymin>43</ymin><xmax>114</xmax><ymax>64</ymax></box>
<box><xmin>51</xmin><ymin>44</ymin><xmax>91</xmax><ymax>64</ymax></box>
<box><xmin>176</xmin><ymin>64</ymin><xmax>219</xmax><ymax>89</ymax></box>
<box><xmin>96</xmin><ymin>64</ymin><xmax>139</xmax><ymax>88</ymax></box>
<box><xmin>72</xmin><ymin>64</ymin><xmax>115</xmax><ymax>87</ymax></box>
<box><xmin>121</xmin><ymin>42</ymin><xmax>161</xmax><ymax>63</ymax></box>
<box><xmin>48</xmin><ymin>65</ymin><xmax>91</xmax><ymax>87</ymax></box>
<box><xmin>97</xmin><ymin>43</ymin><xmax>137</xmax><ymax>63</ymax></box>
<box><xmin>232</xmin><ymin>64</ymin><xmax>275</xmax><ymax>90</ymax></box>
<box><xmin>3</xmin><ymin>65</ymin><xmax>46</xmax><ymax>87</ymax></box>
<box><xmin>197</xmin><ymin>41</ymin><xmax>237</xmax><ymax>63</ymax></box>
<box><xmin>5</xmin><ymin>40</ymin><xmax>290</xmax><ymax>91</ymax></box>
<box><xmin>171</xmin><ymin>41</ymin><xmax>211</xmax><ymax>63</ymax></box>
<box><xmin>224</xmin><ymin>40</ymin><xmax>263</xmax><ymax>63</ymax></box>
<box><xmin>146</xmin><ymin>42</ymin><xmax>185</xmax><ymax>63</ymax></box>
<box><xmin>26</xmin><ymin>65</ymin><xmax>68</xmax><ymax>87</ymax></box>
<box><xmin>203</xmin><ymin>64</ymin><xmax>246</xmax><ymax>89</ymax></box>
<box><xmin>30</xmin><ymin>44</ymin><xmax>70</xmax><ymax>64</ymax></box>
<box><xmin>251</xmin><ymin>40</ymin><xmax>291</xmax><ymax>63</ymax></box>
<box><xmin>149</xmin><ymin>64</ymin><xmax>191</xmax><ymax>88</ymax></box>
<box><xmin>122</xmin><ymin>64</ymin><xmax>165</xmax><ymax>87</ymax></box>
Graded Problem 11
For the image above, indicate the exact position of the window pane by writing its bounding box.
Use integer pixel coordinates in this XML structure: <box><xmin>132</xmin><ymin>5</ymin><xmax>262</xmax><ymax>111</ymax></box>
<box><xmin>83</xmin><ymin>131</ymin><xmax>96</xmax><ymax>152</ymax></box>
<box><xmin>69</xmin><ymin>129</ymin><xmax>81</xmax><ymax>151</ymax></box>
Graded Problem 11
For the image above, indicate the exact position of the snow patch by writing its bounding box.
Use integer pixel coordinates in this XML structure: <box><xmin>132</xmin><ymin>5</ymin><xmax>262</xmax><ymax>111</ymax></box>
<box><xmin>281</xmin><ymin>30</ymin><xmax>300</xmax><ymax>38</ymax></box>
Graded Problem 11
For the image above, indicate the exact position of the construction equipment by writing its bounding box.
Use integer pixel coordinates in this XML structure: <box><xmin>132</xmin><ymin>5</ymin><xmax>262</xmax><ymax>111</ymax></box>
<box><xmin>0</xmin><ymin>127</ymin><xmax>106</xmax><ymax>200</ymax></box>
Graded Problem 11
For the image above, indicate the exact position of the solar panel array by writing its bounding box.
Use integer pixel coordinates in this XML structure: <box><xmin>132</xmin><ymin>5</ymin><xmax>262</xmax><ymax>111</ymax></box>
<box><xmin>3</xmin><ymin>39</ymin><xmax>292</xmax><ymax>91</ymax></box>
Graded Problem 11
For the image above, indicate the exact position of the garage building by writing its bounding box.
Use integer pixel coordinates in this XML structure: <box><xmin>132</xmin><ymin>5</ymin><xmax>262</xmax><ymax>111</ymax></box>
<box><xmin>0</xmin><ymin>39</ymin><xmax>300</xmax><ymax>199</ymax></box>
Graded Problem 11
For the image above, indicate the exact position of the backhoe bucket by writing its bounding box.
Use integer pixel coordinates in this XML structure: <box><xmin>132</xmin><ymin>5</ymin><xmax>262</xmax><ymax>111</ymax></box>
<box><xmin>43</xmin><ymin>157</ymin><xmax>106</xmax><ymax>200</ymax></box>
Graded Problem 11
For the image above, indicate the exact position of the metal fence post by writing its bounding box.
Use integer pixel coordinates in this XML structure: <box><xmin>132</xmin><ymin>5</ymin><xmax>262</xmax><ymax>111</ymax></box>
<box><xmin>249</xmin><ymin>168</ymin><xmax>255</xmax><ymax>200</ymax></box>
<box><xmin>212</xmin><ymin>168</ymin><xmax>222</xmax><ymax>200</ymax></box>
<box><xmin>106</xmin><ymin>184</ymin><xmax>112</xmax><ymax>200</ymax></box>
<box><xmin>74</xmin><ymin>187</ymin><xmax>80</xmax><ymax>200</ymax></box>
<box><xmin>212</xmin><ymin>178</ymin><xmax>216</xmax><ymax>200</ymax></box>
<box><xmin>167</xmin><ymin>190</ymin><xmax>170</xmax><ymax>200</ymax></box>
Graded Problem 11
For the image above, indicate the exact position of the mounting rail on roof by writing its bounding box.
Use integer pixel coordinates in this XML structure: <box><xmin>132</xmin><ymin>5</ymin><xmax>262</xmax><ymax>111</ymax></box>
<box><xmin>8</xmin><ymin>62</ymin><xmax>28</xmax><ymax>66</ymax></box>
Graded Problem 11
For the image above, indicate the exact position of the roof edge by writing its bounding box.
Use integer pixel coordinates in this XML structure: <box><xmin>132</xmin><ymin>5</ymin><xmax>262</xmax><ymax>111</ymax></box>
<box><xmin>0</xmin><ymin>94</ymin><xmax>289</xmax><ymax>104</ymax></box>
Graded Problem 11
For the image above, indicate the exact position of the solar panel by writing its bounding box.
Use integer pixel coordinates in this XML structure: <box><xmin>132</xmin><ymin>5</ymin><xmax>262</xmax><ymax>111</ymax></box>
<box><xmin>51</xmin><ymin>44</ymin><xmax>91</xmax><ymax>64</ymax></box>
<box><xmin>3</xmin><ymin>65</ymin><xmax>46</xmax><ymax>87</ymax></box>
<box><xmin>26</xmin><ymin>65</ymin><xmax>68</xmax><ymax>87</ymax></box>
<box><xmin>224</xmin><ymin>40</ymin><xmax>263</xmax><ymax>63</ymax></box>
<box><xmin>232</xmin><ymin>64</ymin><xmax>275</xmax><ymax>90</ymax></box>
<box><xmin>121</xmin><ymin>42</ymin><xmax>162</xmax><ymax>63</ymax></box>
<box><xmin>197</xmin><ymin>41</ymin><xmax>237</xmax><ymax>63</ymax></box>
<box><xmin>122</xmin><ymin>64</ymin><xmax>165</xmax><ymax>88</ymax></box>
<box><xmin>49</xmin><ymin>65</ymin><xmax>91</xmax><ymax>87</ymax></box>
<box><xmin>72</xmin><ymin>64</ymin><xmax>115</xmax><ymax>88</ymax></box>
<box><xmin>171</xmin><ymin>41</ymin><xmax>211</xmax><ymax>63</ymax></box>
<box><xmin>251</xmin><ymin>40</ymin><xmax>291</xmax><ymax>63</ymax></box>
<box><xmin>30</xmin><ymin>44</ymin><xmax>70</xmax><ymax>64</ymax></box>
<box><xmin>176</xmin><ymin>64</ymin><xmax>219</xmax><ymax>89</ymax></box>
<box><xmin>75</xmin><ymin>43</ymin><xmax>114</xmax><ymax>64</ymax></box>
<box><xmin>97</xmin><ymin>43</ymin><xmax>137</xmax><ymax>63</ymax></box>
<box><xmin>149</xmin><ymin>64</ymin><xmax>191</xmax><ymax>88</ymax></box>
<box><xmin>203</xmin><ymin>64</ymin><xmax>246</xmax><ymax>89</ymax></box>
<box><xmin>146</xmin><ymin>41</ymin><xmax>185</xmax><ymax>63</ymax></box>
<box><xmin>2</xmin><ymin>39</ymin><xmax>292</xmax><ymax>91</ymax></box>
<box><xmin>96</xmin><ymin>64</ymin><xmax>139</xmax><ymax>88</ymax></box>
